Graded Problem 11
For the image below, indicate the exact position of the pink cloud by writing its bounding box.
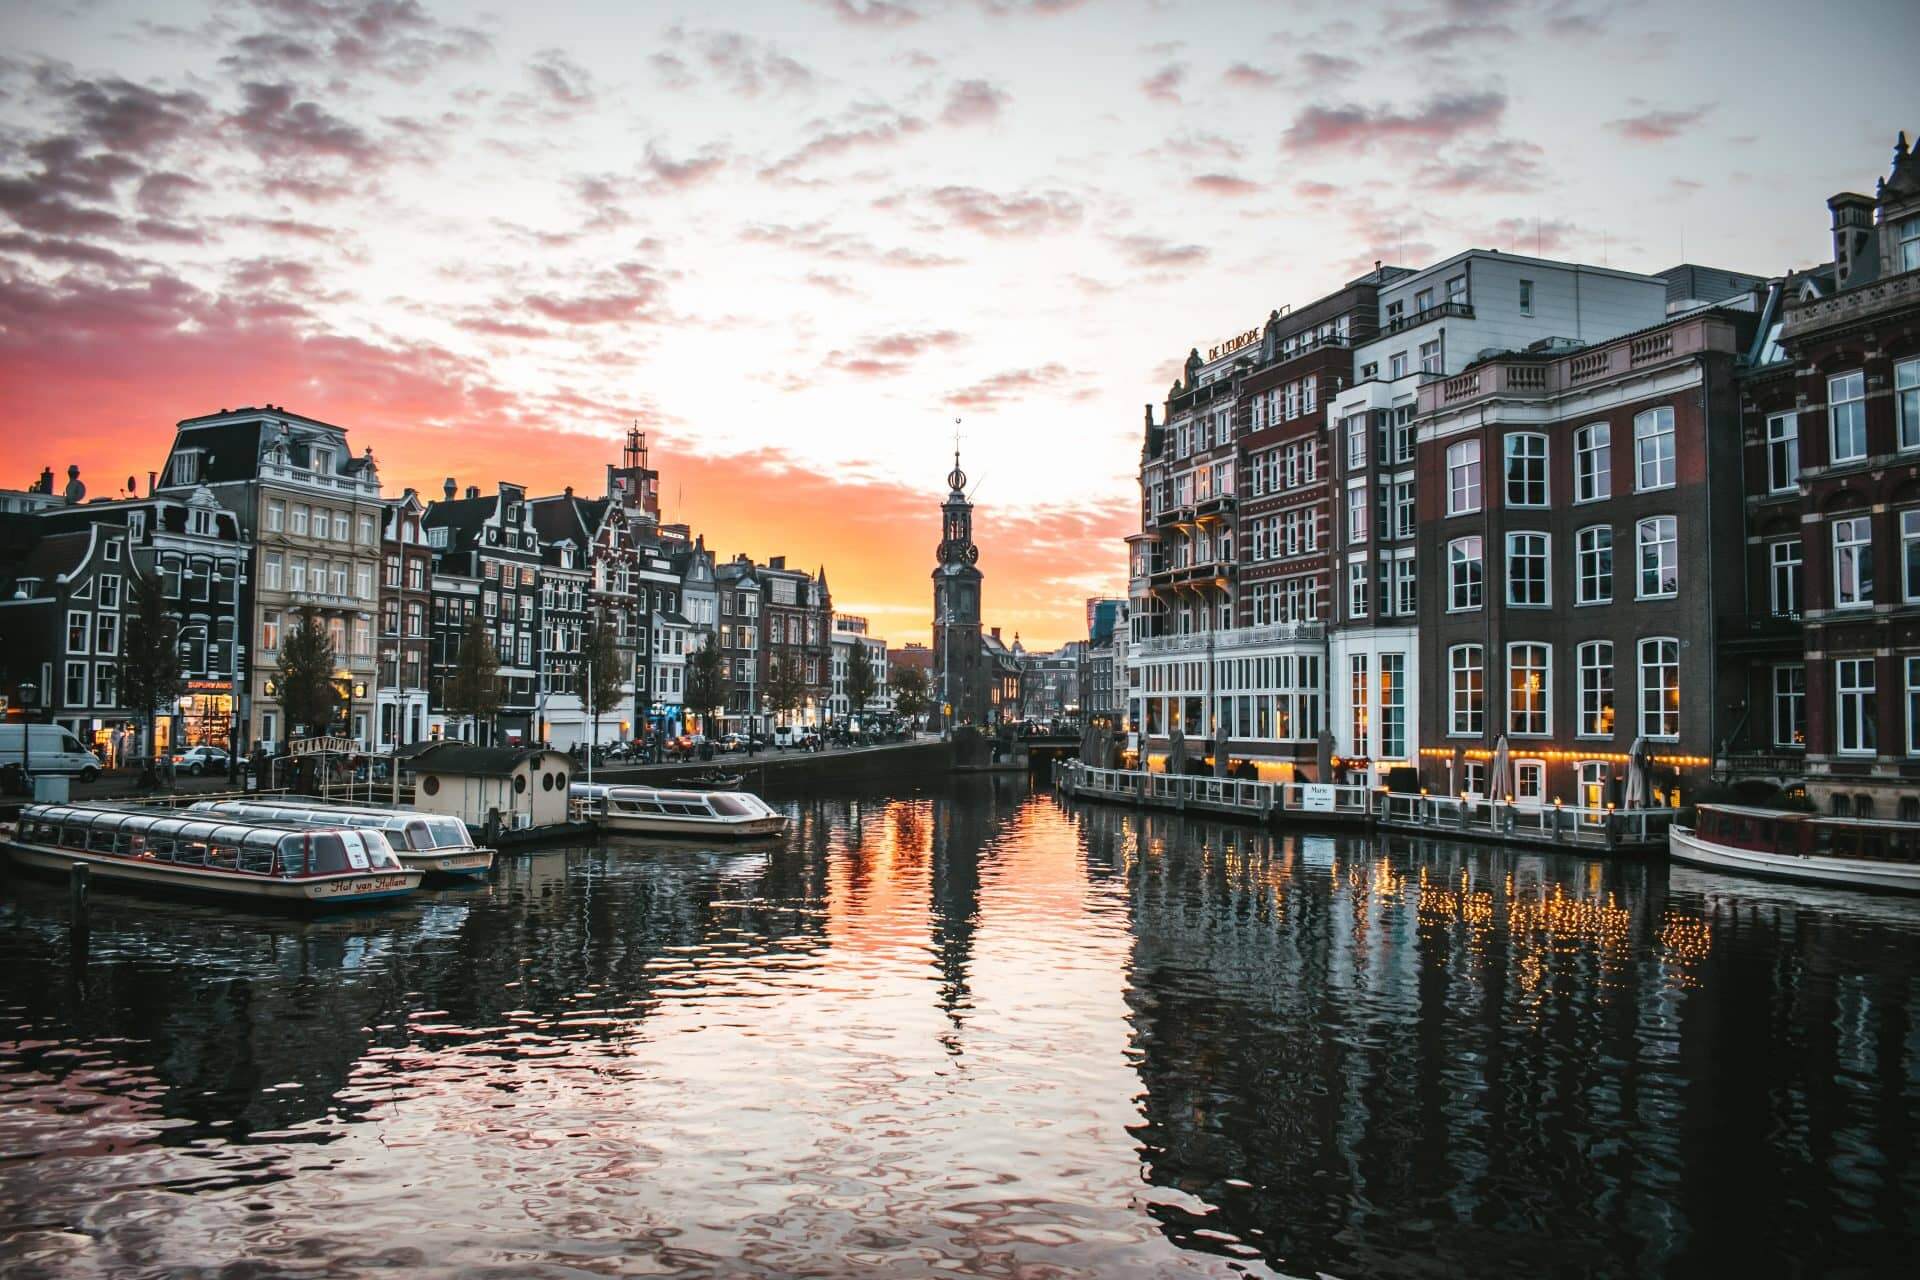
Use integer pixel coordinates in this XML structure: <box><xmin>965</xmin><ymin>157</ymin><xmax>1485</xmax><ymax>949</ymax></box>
<box><xmin>1607</xmin><ymin>105</ymin><xmax>1713</xmax><ymax>142</ymax></box>
<box><xmin>1283</xmin><ymin>91</ymin><xmax>1506</xmax><ymax>151</ymax></box>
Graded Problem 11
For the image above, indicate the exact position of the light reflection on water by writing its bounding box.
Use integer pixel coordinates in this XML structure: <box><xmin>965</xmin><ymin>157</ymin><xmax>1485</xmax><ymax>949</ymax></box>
<box><xmin>0</xmin><ymin>776</ymin><xmax>1915</xmax><ymax>1278</ymax></box>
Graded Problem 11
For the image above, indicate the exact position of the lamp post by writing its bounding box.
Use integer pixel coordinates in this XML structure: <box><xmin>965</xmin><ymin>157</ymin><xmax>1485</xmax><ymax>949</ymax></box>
<box><xmin>18</xmin><ymin>681</ymin><xmax>38</xmax><ymax>790</ymax></box>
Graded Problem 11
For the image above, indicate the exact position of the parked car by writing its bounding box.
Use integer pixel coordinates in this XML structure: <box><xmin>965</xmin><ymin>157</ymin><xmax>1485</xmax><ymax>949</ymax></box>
<box><xmin>0</xmin><ymin>724</ymin><xmax>103</xmax><ymax>782</ymax></box>
<box><xmin>171</xmin><ymin>745</ymin><xmax>230</xmax><ymax>777</ymax></box>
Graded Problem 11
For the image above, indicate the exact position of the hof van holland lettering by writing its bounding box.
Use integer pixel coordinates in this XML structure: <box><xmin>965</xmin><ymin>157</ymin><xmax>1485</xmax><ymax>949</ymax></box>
<box><xmin>1207</xmin><ymin>327</ymin><xmax>1261</xmax><ymax>361</ymax></box>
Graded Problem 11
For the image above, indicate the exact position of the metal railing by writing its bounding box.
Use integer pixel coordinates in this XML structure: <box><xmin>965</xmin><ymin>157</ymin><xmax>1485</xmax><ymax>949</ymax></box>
<box><xmin>1375</xmin><ymin>791</ymin><xmax>1674</xmax><ymax>846</ymax></box>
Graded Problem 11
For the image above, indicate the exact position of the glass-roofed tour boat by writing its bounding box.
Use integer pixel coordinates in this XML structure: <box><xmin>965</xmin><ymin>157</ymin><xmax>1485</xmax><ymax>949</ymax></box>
<box><xmin>3</xmin><ymin>803</ymin><xmax>422</xmax><ymax>909</ymax></box>
<box><xmin>1669</xmin><ymin>803</ymin><xmax>1920</xmax><ymax>894</ymax></box>
<box><xmin>189</xmin><ymin>798</ymin><xmax>494</xmax><ymax>880</ymax></box>
<box><xmin>571</xmin><ymin>782</ymin><xmax>789</xmax><ymax>838</ymax></box>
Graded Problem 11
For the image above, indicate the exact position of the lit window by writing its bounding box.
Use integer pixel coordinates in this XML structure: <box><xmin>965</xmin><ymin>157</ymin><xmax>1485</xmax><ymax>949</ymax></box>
<box><xmin>1578</xmin><ymin>641</ymin><xmax>1614</xmax><ymax>737</ymax></box>
<box><xmin>1773</xmin><ymin>665</ymin><xmax>1805</xmax><ymax>748</ymax></box>
<box><xmin>1507</xmin><ymin>642</ymin><xmax>1550</xmax><ymax>736</ymax></box>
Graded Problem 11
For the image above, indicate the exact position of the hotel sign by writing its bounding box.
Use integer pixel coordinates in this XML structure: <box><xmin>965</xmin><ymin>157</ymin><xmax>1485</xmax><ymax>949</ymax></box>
<box><xmin>1207</xmin><ymin>327</ymin><xmax>1261</xmax><ymax>362</ymax></box>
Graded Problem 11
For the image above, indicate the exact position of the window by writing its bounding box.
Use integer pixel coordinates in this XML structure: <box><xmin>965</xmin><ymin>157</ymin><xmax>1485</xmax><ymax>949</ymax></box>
<box><xmin>1447</xmin><ymin>439</ymin><xmax>1482</xmax><ymax>514</ymax></box>
<box><xmin>1447</xmin><ymin>536</ymin><xmax>1483</xmax><ymax>611</ymax></box>
<box><xmin>1415</xmin><ymin>287</ymin><xmax>1435</xmax><ymax>312</ymax></box>
<box><xmin>1901</xmin><ymin>215</ymin><xmax>1920</xmax><ymax>273</ymax></box>
<box><xmin>1462</xmin><ymin>760</ymin><xmax>1486</xmax><ymax>799</ymax></box>
<box><xmin>1764</xmin><ymin>412</ymin><xmax>1800</xmax><ymax>491</ymax></box>
<box><xmin>332</xmin><ymin>512</ymin><xmax>349</xmax><ymax>541</ymax></box>
<box><xmin>267</xmin><ymin>500</ymin><xmax>285</xmax><ymax>533</ymax></box>
<box><xmin>1770</xmin><ymin>541</ymin><xmax>1801</xmax><ymax>617</ymax></box>
<box><xmin>356</xmin><ymin>564</ymin><xmax>373</xmax><ymax>600</ymax></box>
<box><xmin>1347</xmin><ymin>561</ymin><xmax>1368</xmax><ymax>619</ymax></box>
<box><xmin>1899</xmin><ymin>359</ymin><xmax>1920</xmax><ymax>452</ymax></box>
<box><xmin>1392</xmin><ymin>479</ymin><xmax>1415</xmax><ymax>539</ymax></box>
<box><xmin>1567</xmin><ymin>423</ymin><xmax>1610</xmax><ymax>503</ymax></box>
<box><xmin>262</xmin><ymin>610</ymin><xmax>280</xmax><ymax>651</ymax></box>
<box><xmin>1506</xmin><ymin>532</ymin><xmax>1549</xmax><ymax>606</ymax></box>
<box><xmin>1905</xmin><ymin>511</ymin><xmax>1920</xmax><ymax>603</ymax></box>
<box><xmin>67</xmin><ymin>610</ymin><xmax>89</xmax><ymax>653</ymax></box>
<box><xmin>1577</xmin><ymin>641</ymin><xmax>1614</xmax><ymax>737</ymax></box>
<box><xmin>94</xmin><ymin>663</ymin><xmax>117</xmax><ymax>708</ymax></box>
<box><xmin>1349</xmin><ymin>654</ymin><xmax>1369</xmax><ymax>753</ymax></box>
<box><xmin>1504</xmin><ymin>433</ymin><xmax>1548</xmax><ymax>506</ymax></box>
<box><xmin>1518</xmin><ymin>278</ymin><xmax>1533</xmax><ymax>316</ymax></box>
<box><xmin>1347</xmin><ymin>485</ymin><xmax>1368</xmax><ymax>543</ymax></box>
<box><xmin>97</xmin><ymin>574</ymin><xmax>120</xmax><ymax>609</ymax></box>
<box><xmin>1507</xmin><ymin>643</ymin><xmax>1550</xmax><ymax>736</ymax></box>
<box><xmin>1636</xmin><ymin>516</ymin><xmax>1678</xmax><ymax>598</ymax></box>
<box><xmin>1391</xmin><ymin>555</ymin><xmax>1416</xmax><ymax>616</ymax></box>
<box><xmin>1828</xmin><ymin>372</ymin><xmax>1867</xmax><ymax>463</ymax></box>
<box><xmin>65</xmin><ymin>660</ymin><xmax>87</xmax><ymax>706</ymax></box>
<box><xmin>1639</xmin><ymin>638</ymin><xmax>1680</xmax><ymax>739</ymax></box>
<box><xmin>1633</xmin><ymin>407</ymin><xmax>1675</xmax><ymax>491</ymax></box>
<box><xmin>1832</xmin><ymin>515</ymin><xmax>1873</xmax><ymax>608</ymax></box>
<box><xmin>1346</xmin><ymin>415</ymin><xmax>1367</xmax><ymax>469</ymax></box>
<box><xmin>1380</xmin><ymin>654</ymin><xmax>1406</xmax><ymax>758</ymax></box>
<box><xmin>1836</xmin><ymin>657</ymin><xmax>1876</xmax><ymax>755</ymax></box>
<box><xmin>1419</xmin><ymin>339</ymin><xmax>1441</xmax><ymax>374</ymax></box>
<box><xmin>1773</xmin><ymin>664</ymin><xmax>1806</xmax><ymax>748</ymax></box>
<box><xmin>1448</xmin><ymin>645</ymin><xmax>1483</xmax><ymax>736</ymax></box>
<box><xmin>1389</xmin><ymin>352</ymin><xmax>1408</xmax><ymax>379</ymax></box>
<box><xmin>103</xmin><ymin>538</ymin><xmax>122</xmax><ymax>563</ymax></box>
<box><xmin>1908</xmin><ymin>658</ymin><xmax>1920</xmax><ymax>756</ymax></box>
<box><xmin>1576</xmin><ymin>526</ymin><xmax>1613</xmax><ymax>605</ymax></box>
<box><xmin>95</xmin><ymin>614</ymin><xmax>118</xmax><ymax>656</ymax></box>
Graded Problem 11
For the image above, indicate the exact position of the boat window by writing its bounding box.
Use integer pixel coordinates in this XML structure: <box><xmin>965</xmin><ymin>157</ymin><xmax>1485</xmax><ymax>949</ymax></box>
<box><xmin>61</xmin><ymin>825</ymin><xmax>87</xmax><ymax>849</ymax></box>
<box><xmin>309</xmin><ymin>834</ymin><xmax>349</xmax><ymax>873</ymax></box>
<box><xmin>146</xmin><ymin>835</ymin><xmax>174</xmax><ymax>858</ymax></box>
<box><xmin>208</xmin><ymin>843</ymin><xmax>240</xmax><ymax>870</ymax></box>
<box><xmin>707</xmin><ymin>795</ymin><xmax>759</xmax><ymax>817</ymax></box>
<box><xmin>400</xmin><ymin>821</ymin><xmax>434</xmax><ymax>851</ymax></box>
<box><xmin>279</xmin><ymin>836</ymin><xmax>308</xmax><ymax>876</ymax></box>
<box><xmin>88</xmin><ymin>826</ymin><xmax>117</xmax><ymax>853</ymax></box>
<box><xmin>425</xmin><ymin>818</ymin><xmax>469</xmax><ymax>848</ymax></box>
<box><xmin>361</xmin><ymin>832</ymin><xmax>401</xmax><ymax>870</ymax></box>
<box><xmin>177</xmin><ymin>840</ymin><xmax>210</xmax><ymax>866</ymax></box>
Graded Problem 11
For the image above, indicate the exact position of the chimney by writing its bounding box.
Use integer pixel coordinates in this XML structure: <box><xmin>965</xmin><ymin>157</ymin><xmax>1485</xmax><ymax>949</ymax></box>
<box><xmin>1829</xmin><ymin>192</ymin><xmax>1879</xmax><ymax>289</ymax></box>
<box><xmin>146</xmin><ymin>470</ymin><xmax>156</xmax><ymax>496</ymax></box>
<box><xmin>443</xmin><ymin>476</ymin><xmax>456</xmax><ymax>501</ymax></box>
<box><xmin>564</xmin><ymin>484</ymin><xmax>573</xmax><ymax>497</ymax></box>
<box><xmin>37</xmin><ymin>466</ymin><xmax>53</xmax><ymax>494</ymax></box>
<box><xmin>991</xmin><ymin>626</ymin><xmax>1001</xmax><ymax>642</ymax></box>
<box><xmin>465</xmin><ymin>485</ymin><xmax>479</xmax><ymax>500</ymax></box>
<box><xmin>769</xmin><ymin>555</ymin><xmax>785</xmax><ymax>570</ymax></box>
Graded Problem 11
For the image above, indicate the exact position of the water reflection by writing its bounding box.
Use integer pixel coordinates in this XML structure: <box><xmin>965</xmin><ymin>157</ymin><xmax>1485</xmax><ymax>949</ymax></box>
<box><xmin>0</xmin><ymin>779</ymin><xmax>1915</xmax><ymax>1278</ymax></box>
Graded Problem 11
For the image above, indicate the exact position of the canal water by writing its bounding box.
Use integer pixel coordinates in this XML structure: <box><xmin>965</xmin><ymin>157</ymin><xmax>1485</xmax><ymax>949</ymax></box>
<box><xmin>2</xmin><ymin>777</ymin><xmax>1916</xmax><ymax>1278</ymax></box>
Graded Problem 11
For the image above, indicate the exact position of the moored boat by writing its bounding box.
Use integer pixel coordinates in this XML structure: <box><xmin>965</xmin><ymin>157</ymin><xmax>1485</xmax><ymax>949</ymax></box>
<box><xmin>189</xmin><ymin>798</ymin><xmax>494</xmax><ymax>880</ymax></box>
<box><xmin>680</xmin><ymin>770</ymin><xmax>744</xmax><ymax>791</ymax></box>
<box><xmin>3</xmin><ymin>803</ymin><xmax>422</xmax><ymax>909</ymax></box>
<box><xmin>1668</xmin><ymin>804</ymin><xmax>1920</xmax><ymax>894</ymax></box>
<box><xmin>571</xmin><ymin>782</ymin><xmax>788</xmax><ymax>838</ymax></box>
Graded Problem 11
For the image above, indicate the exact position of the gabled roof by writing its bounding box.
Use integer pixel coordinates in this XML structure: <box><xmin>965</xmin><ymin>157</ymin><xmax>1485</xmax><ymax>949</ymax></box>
<box><xmin>164</xmin><ymin>420</ymin><xmax>264</xmax><ymax>485</ymax></box>
<box><xmin>394</xmin><ymin>740</ymin><xmax>568</xmax><ymax>774</ymax></box>
<box><xmin>422</xmin><ymin>495</ymin><xmax>496</xmax><ymax>547</ymax></box>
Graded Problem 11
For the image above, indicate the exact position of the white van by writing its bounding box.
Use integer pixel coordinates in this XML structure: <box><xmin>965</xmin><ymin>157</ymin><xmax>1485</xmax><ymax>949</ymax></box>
<box><xmin>773</xmin><ymin>724</ymin><xmax>801</xmax><ymax>749</ymax></box>
<box><xmin>0</xmin><ymin>724</ymin><xmax>103</xmax><ymax>781</ymax></box>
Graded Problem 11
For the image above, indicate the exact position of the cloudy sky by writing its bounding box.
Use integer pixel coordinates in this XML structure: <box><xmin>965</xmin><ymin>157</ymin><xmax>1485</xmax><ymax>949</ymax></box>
<box><xmin>0</xmin><ymin>0</ymin><xmax>1910</xmax><ymax>646</ymax></box>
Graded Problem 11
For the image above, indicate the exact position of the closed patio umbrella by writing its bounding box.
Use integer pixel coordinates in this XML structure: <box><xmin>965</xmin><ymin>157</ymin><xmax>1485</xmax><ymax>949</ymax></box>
<box><xmin>1624</xmin><ymin>735</ymin><xmax>1650</xmax><ymax>808</ymax></box>
<box><xmin>1168</xmin><ymin>727</ymin><xmax>1187</xmax><ymax>774</ymax></box>
<box><xmin>1489</xmin><ymin>734</ymin><xmax>1511</xmax><ymax>801</ymax></box>
<box><xmin>1214</xmin><ymin>732</ymin><xmax>1231</xmax><ymax>777</ymax></box>
<box><xmin>1316</xmin><ymin>729</ymin><xmax>1333</xmax><ymax>781</ymax></box>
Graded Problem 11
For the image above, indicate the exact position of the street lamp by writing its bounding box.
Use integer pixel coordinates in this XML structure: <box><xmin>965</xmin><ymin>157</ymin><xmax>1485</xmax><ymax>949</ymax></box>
<box><xmin>18</xmin><ymin>681</ymin><xmax>38</xmax><ymax>789</ymax></box>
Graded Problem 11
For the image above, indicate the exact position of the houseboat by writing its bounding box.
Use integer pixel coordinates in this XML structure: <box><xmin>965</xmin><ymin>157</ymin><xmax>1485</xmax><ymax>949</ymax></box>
<box><xmin>2</xmin><ymin>803</ymin><xmax>422</xmax><ymax>909</ymax></box>
<box><xmin>189</xmin><ymin>799</ymin><xmax>495</xmax><ymax>881</ymax></box>
<box><xmin>1668</xmin><ymin>804</ymin><xmax>1920</xmax><ymax>894</ymax></box>
<box><xmin>572</xmin><ymin>783</ymin><xmax>789</xmax><ymax>838</ymax></box>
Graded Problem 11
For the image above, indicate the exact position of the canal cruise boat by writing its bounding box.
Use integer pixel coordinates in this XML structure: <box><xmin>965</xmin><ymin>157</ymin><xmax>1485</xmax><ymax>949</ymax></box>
<box><xmin>2</xmin><ymin>803</ymin><xmax>422</xmax><ymax>909</ymax></box>
<box><xmin>189</xmin><ymin>799</ymin><xmax>495</xmax><ymax>881</ymax></box>
<box><xmin>1669</xmin><ymin>804</ymin><xmax>1920</xmax><ymax>894</ymax></box>
<box><xmin>571</xmin><ymin>783</ymin><xmax>789</xmax><ymax>839</ymax></box>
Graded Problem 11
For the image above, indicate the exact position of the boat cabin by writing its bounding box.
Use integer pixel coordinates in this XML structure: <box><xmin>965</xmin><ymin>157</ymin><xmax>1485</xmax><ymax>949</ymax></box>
<box><xmin>1694</xmin><ymin>804</ymin><xmax>1920</xmax><ymax>864</ymax></box>
<box><xmin>15</xmin><ymin>804</ymin><xmax>404</xmax><ymax>877</ymax></box>
<box><xmin>190</xmin><ymin>799</ymin><xmax>479</xmax><ymax>853</ymax></box>
<box><xmin>395</xmin><ymin>742</ymin><xmax>574</xmax><ymax>831</ymax></box>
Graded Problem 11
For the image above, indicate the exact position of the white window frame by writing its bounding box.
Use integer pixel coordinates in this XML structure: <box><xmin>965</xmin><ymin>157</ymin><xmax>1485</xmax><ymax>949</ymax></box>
<box><xmin>1638</xmin><ymin>637</ymin><xmax>1681</xmax><ymax>741</ymax></box>
<box><xmin>1907</xmin><ymin>657</ymin><xmax>1920</xmax><ymax>757</ymax></box>
<box><xmin>1898</xmin><ymin>357</ymin><xmax>1920</xmax><ymax>453</ymax></box>
<box><xmin>1448</xmin><ymin>644</ymin><xmax>1483</xmax><ymax>737</ymax></box>
<box><xmin>1766</xmin><ymin>412</ymin><xmax>1800</xmax><ymax>490</ymax></box>
<box><xmin>1635</xmin><ymin>516</ymin><xmax>1678</xmax><ymax>600</ymax></box>
<box><xmin>1576</xmin><ymin>525</ymin><xmax>1612</xmax><ymax>606</ymax></box>
<box><xmin>1577</xmin><ymin>640</ymin><xmax>1614</xmax><ymax>738</ymax></box>
<box><xmin>1828</xmin><ymin>371</ymin><xmax>1867</xmax><ymax>464</ymax></box>
<box><xmin>1504</xmin><ymin>432</ymin><xmax>1548</xmax><ymax>507</ymax></box>
<box><xmin>1835</xmin><ymin>657</ymin><xmax>1876</xmax><ymax>756</ymax></box>
<box><xmin>1634</xmin><ymin>407</ymin><xmax>1675</xmax><ymax>492</ymax></box>
<box><xmin>1772</xmin><ymin>664</ymin><xmax>1805</xmax><ymax>749</ymax></box>
<box><xmin>1506</xmin><ymin>642</ymin><xmax>1551</xmax><ymax>738</ymax></box>
<box><xmin>1512</xmin><ymin>759</ymin><xmax>1545</xmax><ymax>805</ymax></box>
<box><xmin>1346</xmin><ymin>560</ymin><xmax>1368</xmax><ymax>619</ymax></box>
<box><xmin>1505</xmin><ymin>531</ymin><xmax>1550</xmax><ymax>607</ymax></box>
<box><xmin>1769</xmin><ymin>540</ymin><xmax>1801</xmax><ymax>617</ymax></box>
<box><xmin>1447</xmin><ymin>536</ymin><xmax>1483</xmax><ymax>612</ymax></box>
<box><xmin>1904</xmin><ymin>510</ymin><xmax>1920</xmax><ymax>604</ymax></box>
<box><xmin>1574</xmin><ymin>423</ymin><xmax>1610</xmax><ymax>503</ymax></box>
<box><xmin>1446</xmin><ymin>439</ymin><xmax>1482</xmax><ymax>515</ymax></box>
<box><xmin>1832</xmin><ymin>514</ymin><xmax>1874</xmax><ymax>609</ymax></box>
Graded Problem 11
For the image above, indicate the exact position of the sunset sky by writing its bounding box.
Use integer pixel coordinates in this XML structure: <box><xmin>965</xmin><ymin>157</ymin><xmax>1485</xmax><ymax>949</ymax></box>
<box><xmin>0</xmin><ymin>0</ymin><xmax>1909</xmax><ymax>647</ymax></box>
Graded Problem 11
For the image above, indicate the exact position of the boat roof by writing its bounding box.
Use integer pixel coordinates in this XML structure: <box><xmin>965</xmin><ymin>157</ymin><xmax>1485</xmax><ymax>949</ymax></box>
<box><xmin>1698</xmin><ymin>803</ymin><xmax>1810</xmax><ymax>820</ymax></box>
<box><xmin>1700</xmin><ymin>802</ymin><xmax>1920</xmax><ymax>831</ymax></box>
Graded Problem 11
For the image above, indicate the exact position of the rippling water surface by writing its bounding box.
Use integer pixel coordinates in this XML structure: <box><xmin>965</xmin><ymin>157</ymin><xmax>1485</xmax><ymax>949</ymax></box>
<box><xmin>3</xmin><ymin>777</ymin><xmax>1918</xmax><ymax>1278</ymax></box>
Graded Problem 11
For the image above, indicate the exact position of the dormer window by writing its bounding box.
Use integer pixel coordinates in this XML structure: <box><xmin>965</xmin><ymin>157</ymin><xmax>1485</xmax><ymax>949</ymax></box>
<box><xmin>429</xmin><ymin>526</ymin><xmax>448</xmax><ymax>549</ymax></box>
<box><xmin>128</xmin><ymin>512</ymin><xmax>146</xmax><ymax>539</ymax></box>
<box><xmin>310</xmin><ymin>447</ymin><xmax>332</xmax><ymax>475</ymax></box>
<box><xmin>191</xmin><ymin>508</ymin><xmax>214</xmax><ymax>536</ymax></box>
<box><xmin>171</xmin><ymin>451</ymin><xmax>202</xmax><ymax>485</ymax></box>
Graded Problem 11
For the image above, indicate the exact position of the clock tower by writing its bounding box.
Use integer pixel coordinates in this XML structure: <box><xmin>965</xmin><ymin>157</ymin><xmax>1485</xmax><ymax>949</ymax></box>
<box><xmin>933</xmin><ymin>450</ymin><xmax>984</xmax><ymax>728</ymax></box>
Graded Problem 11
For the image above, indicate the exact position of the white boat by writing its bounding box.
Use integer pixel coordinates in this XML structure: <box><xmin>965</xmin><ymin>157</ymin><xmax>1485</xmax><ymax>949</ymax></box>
<box><xmin>4</xmin><ymin>803</ymin><xmax>422</xmax><ymax>910</ymax></box>
<box><xmin>571</xmin><ymin>782</ymin><xmax>789</xmax><ymax>838</ymax></box>
<box><xmin>189</xmin><ymin>798</ymin><xmax>494</xmax><ymax>881</ymax></box>
<box><xmin>1668</xmin><ymin>804</ymin><xmax>1920</xmax><ymax>895</ymax></box>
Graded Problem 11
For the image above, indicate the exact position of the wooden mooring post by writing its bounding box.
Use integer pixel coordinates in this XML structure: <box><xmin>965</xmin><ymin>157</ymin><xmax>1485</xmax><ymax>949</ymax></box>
<box><xmin>69</xmin><ymin>861</ymin><xmax>90</xmax><ymax>963</ymax></box>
